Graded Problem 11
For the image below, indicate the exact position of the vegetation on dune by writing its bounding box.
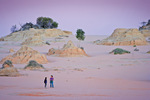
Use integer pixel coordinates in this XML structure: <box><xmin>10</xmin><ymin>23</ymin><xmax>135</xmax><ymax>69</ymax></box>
<box><xmin>52</xmin><ymin>21</ymin><xmax>58</xmax><ymax>28</ymax></box>
<box><xmin>36</xmin><ymin>17</ymin><xmax>58</xmax><ymax>29</ymax></box>
<box><xmin>2</xmin><ymin>60</ymin><xmax>13</xmax><ymax>68</ymax></box>
<box><xmin>139</xmin><ymin>19</ymin><xmax>150</xmax><ymax>31</ymax></box>
<box><xmin>147</xmin><ymin>20</ymin><xmax>150</xmax><ymax>26</ymax></box>
<box><xmin>24</xmin><ymin>60</ymin><xmax>44</xmax><ymax>69</ymax></box>
<box><xmin>10</xmin><ymin>17</ymin><xmax>59</xmax><ymax>33</ymax></box>
<box><xmin>110</xmin><ymin>48</ymin><xmax>130</xmax><ymax>55</ymax></box>
<box><xmin>133</xmin><ymin>45</ymin><xmax>136</xmax><ymax>47</ymax></box>
<box><xmin>80</xmin><ymin>47</ymin><xmax>84</xmax><ymax>50</ymax></box>
<box><xmin>11</xmin><ymin>25</ymin><xmax>18</xmax><ymax>33</ymax></box>
<box><xmin>20</xmin><ymin>22</ymin><xmax>34</xmax><ymax>31</ymax></box>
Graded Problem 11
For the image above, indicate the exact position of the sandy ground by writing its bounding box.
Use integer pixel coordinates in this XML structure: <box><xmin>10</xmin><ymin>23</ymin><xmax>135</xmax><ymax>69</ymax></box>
<box><xmin>0</xmin><ymin>35</ymin><xmax>150</xmax><ymax>100</ymax></box>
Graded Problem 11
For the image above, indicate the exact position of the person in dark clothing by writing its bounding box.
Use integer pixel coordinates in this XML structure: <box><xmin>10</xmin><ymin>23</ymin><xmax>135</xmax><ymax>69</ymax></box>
<box><xmin>50</xmin><ymin>75</ymin><xmax>54</xmax><ymax>88</ymax></box>
<box><xmin>44</xmin><ymin>77</ymin><xmax>47</xmax><ymax>88</ymax></box>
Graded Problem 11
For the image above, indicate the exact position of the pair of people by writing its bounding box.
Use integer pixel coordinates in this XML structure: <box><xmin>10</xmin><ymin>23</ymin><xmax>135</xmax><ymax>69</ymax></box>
<box><xmin>44</xmin><ymin>75</ymin><xmax>54</xmax><ymax>88</ymax></box>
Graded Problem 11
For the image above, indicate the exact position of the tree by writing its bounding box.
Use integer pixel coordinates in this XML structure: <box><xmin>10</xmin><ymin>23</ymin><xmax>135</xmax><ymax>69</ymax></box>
<box><xmin>141</xmin><ymin>22</ymin><xmax>147</xmax><ymax>26</ymax></box>
<box><xmin>52</xmin><ymin>22</ymin><xmax>58</xmax><ymax>28</ymax></box>
<box><xmin>33</xmin><ymin>24</ymin><xmax>40</xmax><ymax>29</ymax></box>
<box><xmin>36</xmin><ymin>17</ymin><xmax>58</xmax><ymax>29</ymax></box>
<box><xmin>20</xmin><ymin>22</ymin><xmax>34</xmax><ymax>31</ymax></box>
<box><xmin>10</xmin><ymin>17</ymin><xmax>59</xmax><ymax>33</ymax></box>
<box><xmin>76</xmin><ymin>29</ymin><xmax>85</xmax><ymax>41</ymax></box>
<box><xmin>76</xmin><ymin>29</ymin><xmax>85</xmax><ymax>47</ymax></box>
<box><xmin>11</xmin><ymin>25</ymin><xmax>18</xmax><ymax>33</ymax></box>
<box><xmin>139</xmin><ymin>20</ymin><xmax>150</xmax><ymax>30</ymax></box>
<box><xmin>147</xmin><ymin>19</ymin><xmax>150</xmax><ymax>25</ymax></box>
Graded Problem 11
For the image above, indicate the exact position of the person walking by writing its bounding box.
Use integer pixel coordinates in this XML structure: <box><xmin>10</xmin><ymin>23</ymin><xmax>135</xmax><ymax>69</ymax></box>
<box><xmin>44</xmin><ymin>77</ymin><xmax>47</xmax><ymax>88</ymax></box>
<box><xmin>50</xmin><ymin>75</ymin><xmax>54</xmax><ymax>88</ymax></box>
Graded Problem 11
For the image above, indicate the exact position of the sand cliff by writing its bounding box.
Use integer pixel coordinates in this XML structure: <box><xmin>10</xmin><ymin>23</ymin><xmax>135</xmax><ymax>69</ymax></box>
<box><xmin>1</xmin><ymin>28</ymin><xmax>72</xmax><ymax>41</ymax></box>
<box><xmin>96</xmin><ymin>28</ymin><xmax>147</xmax><ymax>46</ymax></box>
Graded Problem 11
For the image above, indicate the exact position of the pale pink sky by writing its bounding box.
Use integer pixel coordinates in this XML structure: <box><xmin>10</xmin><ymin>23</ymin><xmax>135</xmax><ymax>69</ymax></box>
<box><xmin>0</xmin><ymin>0</ymin><xmax>150</xmax><ymax>37</ymax></box>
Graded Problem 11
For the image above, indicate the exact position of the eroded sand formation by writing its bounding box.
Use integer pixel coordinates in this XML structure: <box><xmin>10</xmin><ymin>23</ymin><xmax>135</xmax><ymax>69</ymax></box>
<box><xmin>0</xmin><ymin>45</ymin><xmax>48</xmax><ymax>64</ymax></box>
<box><xmin>96</xmin><ymin>28</ymin><xmax>147</xmax><ymax>46</ymax></box>
<box><xmin>0</xmin><ymin>60</ymin><xmax>20</xmax><ymax>76</ymax></box>
<box><xmin>48</xmin><ymin>40</ymin><xmax>88</xmax><ymax>57</ymax></box>
<box><xmin>0</xmin><ymin>28</ymin><xmax>72</xmax><ymax>41</ymax></box>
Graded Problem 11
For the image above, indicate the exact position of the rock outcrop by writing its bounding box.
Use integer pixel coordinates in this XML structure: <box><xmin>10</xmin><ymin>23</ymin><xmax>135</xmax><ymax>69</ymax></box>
<box><xmin>24</xmin><ymin>60</ymin><xmax>44</xmax><ymax>70</ymax></box>
<box><xmin>134</xmin><ymin>48</ymin><xmax>139</xmax><ymax>51</ymax></box>
<box><xmin>0</xmin><ymin>45</ymin><xmax>48</xmax><ymax>64</ymax></box>
<box><xmin>96</xmin><ymin>28</ymin><xmax>147</xmax><ymax>46</ymax></box>
<box><xmin>0</xmin><ymin>28</ymin><xmax>72</xmax><ymax>41</ymax></box>
<box><xmin>48</xmin><ymin>40</ymin><xmax>88</xmax><ymax>57</ymax></box>
<box><xmin>0</xmin><ymin>60</ymin><xmax>20</xmax><ymax>77</ymax></box>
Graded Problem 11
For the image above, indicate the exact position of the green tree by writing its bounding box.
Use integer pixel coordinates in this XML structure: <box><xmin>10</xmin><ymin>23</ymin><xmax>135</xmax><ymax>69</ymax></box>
<box><xmin>20</xmin><ymin>22</ymin><xmax>34</xmax><ymax>31</ymax></box>
<box><xmin>76</xmin><ymin>29</ymin><xmax>85</xmax><ymax>47</ymax></box>
<box><xmin>36</xmin><ymin>17</ymin><xmax>58</xmax><ymax>29</ymax></box>
<box><xmin>52</xmin><ymin>22</ymin><xmax>58</xmax><ymax>28</ymax></box>
<box><xmin>147</xmin><ymin>19</ymin><xmax>150</xmax><ymax>25</ymax></box>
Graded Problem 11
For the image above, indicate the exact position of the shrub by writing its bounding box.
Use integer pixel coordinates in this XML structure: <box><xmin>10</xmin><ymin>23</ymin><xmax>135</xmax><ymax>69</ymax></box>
<box><xmin>147</xmin><ymin>19</ymin><xmax>150</xmax><ymax>26</ymax></box>
<box><xmin>134</xmin><ymin>48</ymin><xmax>139</xmax><ymax>51</ymax></box>
<box><xmin>110</xmin><ymin>48</ymin><xmax>130</xmax><ymax>55</ymax></box>
<box><xmin>11</xmin><ymin>25</ymin><xmax>19</xmax><ymax>33</ymax></box>
<box><xmin>33</xmin><ymin>24</ymin><xmax>40</xmax><ymax>29</ymax></box>
<box><xmin>25</xmin><ymin>60</ymin><xmax>43</xmax><ymax>69</ymax></box>
<box><xmin>10</xmin><ymin>17</ymin><xmax>59</xmax><ymax>32</ymax></box>
<box><xmin>139</xmin><ymin>19</ymin><xmax>150</xmax><ymax>30</ymax></box>
<box><xmin>11</xmin><ymin>17</ymin><xmax>59</xmax><ymax>32</ymax></box>
<box><xmin>20</xmin><ymin>22</ymin><xmax>34</xmax><ymax>31</ymax></box>
<box><xmin>80</xmin><ymin>47</ymin><xmax>84</xmax><ymax>50</ymax></box>
<box><xmin>52</xmin><ymin>22</ymin><xmax>58</xmax><ymax>28</ymax></box>
<box><xmin>46</xmin><ymin>41</ymin><xmax>50</xmax><ymax>45</ymax></box>
<box><xmin>2</xmin><ymin>60</ymin><xmax>13</xmax><ymax>68</ymax></box>
<box><xmin>133</xmin><ymin>45</ymin><xmax>136</xmax><ymax>47</ymax></box>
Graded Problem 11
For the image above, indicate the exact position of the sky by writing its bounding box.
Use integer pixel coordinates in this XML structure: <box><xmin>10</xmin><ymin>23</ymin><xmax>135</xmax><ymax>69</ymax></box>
<box><xmin>0</xmin><ymin>0</ymin><xmax>150</xmax><ymax>37</ymax></box>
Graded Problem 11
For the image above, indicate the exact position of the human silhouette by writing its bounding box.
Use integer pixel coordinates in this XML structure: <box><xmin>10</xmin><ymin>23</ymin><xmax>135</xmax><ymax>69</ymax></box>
<box><xmin>44</xmin><ymin>77</ymin><xmax>47</xmax><ymax>88</ymax></box>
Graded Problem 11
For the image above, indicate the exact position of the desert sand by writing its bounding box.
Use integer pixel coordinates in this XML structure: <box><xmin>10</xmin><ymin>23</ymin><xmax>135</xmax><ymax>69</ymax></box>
<box><xmin>0</xmin><ymin>35</ymin><xmax>150</xmax><ymax>100</ymax></box>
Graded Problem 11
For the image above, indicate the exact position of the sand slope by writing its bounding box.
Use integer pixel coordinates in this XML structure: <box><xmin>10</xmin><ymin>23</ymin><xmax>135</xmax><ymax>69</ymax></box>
<box><xmin>0</xmin><ymin>35</ymin><xmax>150</xmax><ymax>100</ymax></box>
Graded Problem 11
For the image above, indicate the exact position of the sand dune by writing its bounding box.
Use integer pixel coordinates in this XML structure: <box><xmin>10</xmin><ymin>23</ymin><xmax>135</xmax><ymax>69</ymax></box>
<box><xmin>0</xmin><ymin>35</ymin><xmax>150</xmax><ymax>100</ymax></box>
